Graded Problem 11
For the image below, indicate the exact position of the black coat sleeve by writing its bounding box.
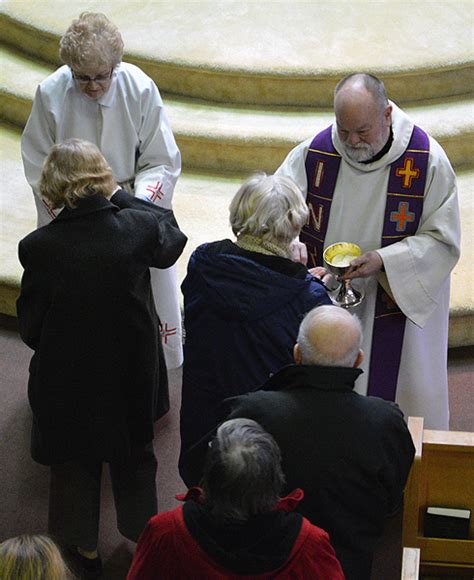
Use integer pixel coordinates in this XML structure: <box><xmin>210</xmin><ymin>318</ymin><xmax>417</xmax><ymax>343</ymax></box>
<box><xmin>16</xmin><ymin>240</ymin><xmax>51</xmax><ymax>350</ymax></box>
<box><xmin>111</xmin><ymin>189</ymin><xmax>187</xmax><ymax>269</ymax></box>
<box><xmin>179</xmin><ymin>393</ymin><xmax>266</xmax><ymax>487</ymax></box>
<box><xmin>378</xmin><ymin>405</ymin><xmax>416</xmax><ymax>514</ymax></box>
<box><xmin>178</xmin><ymin>394</ymin><xmax>244</xmax><ymax>487</ymax></box>
<box><xmin>178</xmin><ymin>427</ymin><xmax>215</xmax><ymax>488</ymax></box>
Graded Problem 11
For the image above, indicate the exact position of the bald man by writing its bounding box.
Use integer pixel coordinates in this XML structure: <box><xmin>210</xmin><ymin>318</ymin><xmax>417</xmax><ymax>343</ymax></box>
<box><xmin>276</xmin><ymin>73</ymin><xmax>460</xmax><ymax>430</ymax></box>
<box><xmin>220</xmin><ymin>305</ymin><xmax>415</xmax><ymax>579</ymax></box>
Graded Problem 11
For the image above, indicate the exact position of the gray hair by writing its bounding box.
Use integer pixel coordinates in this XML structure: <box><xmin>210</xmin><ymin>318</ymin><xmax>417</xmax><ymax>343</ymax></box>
<box><xmin>229</xmin><ymin>173</ymin><xmax>308</xmax><ymax>246</ymax></box>
<box><xmin>297</xmin><ymin>305</ymin><xmax>363</xmax><ymax>368</ymax></box>
<box><xmin>202</xmin><ymin>418</ymin><xmax>285</xmax><ymax>524</ymax></box>
<box><xmin>335</xmin><ymin>73</ymin><xmax>388</xmax><ymax>115</ymax></box>
<box><xmin>60</xmin><ymin>12</ymin><xmax>124</xmax><ymax>70</ymax></box>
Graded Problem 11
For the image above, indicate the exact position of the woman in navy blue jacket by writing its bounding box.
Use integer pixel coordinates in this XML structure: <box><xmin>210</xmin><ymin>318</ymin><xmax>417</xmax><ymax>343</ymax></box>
<box><xmin>179</xmin><ymin>173</ymin><xmax>331</xmax><ymax>481</ymax></box>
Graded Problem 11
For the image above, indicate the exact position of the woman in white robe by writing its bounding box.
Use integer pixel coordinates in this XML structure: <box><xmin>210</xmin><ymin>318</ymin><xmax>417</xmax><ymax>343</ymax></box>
<box><xmin>21</xmin><ymin>12</ymin><xmax>183</xmax><ymax>368</ymax></box>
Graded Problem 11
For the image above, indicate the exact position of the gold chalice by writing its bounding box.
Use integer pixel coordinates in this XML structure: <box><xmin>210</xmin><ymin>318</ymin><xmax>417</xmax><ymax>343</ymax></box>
<box><xmin>323</xmin><ymin>242</ymin><xmax>364</xmax><ymax>308</ymax></box>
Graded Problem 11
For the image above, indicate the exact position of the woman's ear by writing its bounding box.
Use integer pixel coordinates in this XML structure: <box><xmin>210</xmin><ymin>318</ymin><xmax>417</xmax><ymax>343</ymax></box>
<box><xmin>294</xmin><ymin>343</ymin><xmax>302</xmax><ymax>365</ymax></box>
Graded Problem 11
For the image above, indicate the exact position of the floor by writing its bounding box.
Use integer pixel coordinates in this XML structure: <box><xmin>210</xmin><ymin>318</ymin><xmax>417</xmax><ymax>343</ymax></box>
<box><xmin>0</xmin><ymin>314</ymin><xmax>472</xmax><ymax>579</ymax></box>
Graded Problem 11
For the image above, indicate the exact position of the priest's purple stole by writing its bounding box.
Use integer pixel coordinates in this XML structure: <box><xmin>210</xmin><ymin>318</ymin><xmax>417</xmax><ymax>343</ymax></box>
<box><xmin>301</xmin><ymin>126</ymin><xmax>341</xmax><ymax>268</ymax></box>
<box><xmin>303</xmin><ymin>124</ymin><xmax>429</xmax><ymax>401</ymax></box>
<box><xmin>368</xmin><ymin>126</ymin><xmax>429</xmax><ymax>399</ymax></box>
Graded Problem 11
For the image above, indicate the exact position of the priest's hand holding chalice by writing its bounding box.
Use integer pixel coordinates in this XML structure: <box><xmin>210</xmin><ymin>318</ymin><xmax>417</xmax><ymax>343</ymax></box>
<box><xmin>322</xmin><ymin>242</ymin><xmax>367</xmax><ymax>308</ymax></box>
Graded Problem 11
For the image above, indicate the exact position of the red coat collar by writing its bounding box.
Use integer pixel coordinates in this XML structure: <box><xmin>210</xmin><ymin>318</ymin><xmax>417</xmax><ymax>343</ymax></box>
<box><xmin>176</xmin><ymin>487</ymin><xmax>304</xmax><ymax>512</ymax></box>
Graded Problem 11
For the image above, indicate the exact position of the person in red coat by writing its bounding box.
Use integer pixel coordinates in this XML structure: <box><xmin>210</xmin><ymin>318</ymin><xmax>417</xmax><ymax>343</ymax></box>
<box><xmin>128</xmin><ymin>419</ymin><xmax>344</xmax><ymax>579</ymax></box>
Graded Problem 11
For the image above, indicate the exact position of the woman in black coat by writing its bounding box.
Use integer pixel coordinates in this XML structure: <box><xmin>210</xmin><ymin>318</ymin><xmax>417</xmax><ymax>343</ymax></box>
<box><xmin>16</xmin><ymin>139</ymin><xmax>186</xmax><ymax>577</ymax></box>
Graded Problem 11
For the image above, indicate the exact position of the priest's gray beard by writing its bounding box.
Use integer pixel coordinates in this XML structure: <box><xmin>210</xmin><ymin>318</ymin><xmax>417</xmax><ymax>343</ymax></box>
<box><xmin>342</xmin><ymin>133</ymin><xmax>387</xmax><ymax>162</ymax></box>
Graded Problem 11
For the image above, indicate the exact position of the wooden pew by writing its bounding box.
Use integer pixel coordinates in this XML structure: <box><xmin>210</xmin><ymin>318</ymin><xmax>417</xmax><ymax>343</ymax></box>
<box><xmin>403</xmin><ymin>417</ymin><xmax>474</xmax><ymax>574</ymax></box>
<box><xmin>401</xmin><ymin>547</ymin><xmax>420</xmax><ymax>579</ymax></box>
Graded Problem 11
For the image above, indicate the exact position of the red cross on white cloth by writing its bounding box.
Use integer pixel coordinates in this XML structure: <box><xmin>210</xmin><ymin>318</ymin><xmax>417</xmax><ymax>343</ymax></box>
<box><xmin>160</xmin><ymin>322</ymin><xmax>177</xmax><ymax>344</ymax></box>
<box><xmin>43</xmin><ymin>199</ymin><xmax>57</xmax><ymax>220</ymax></box>
<box><xmin>146</xmin><ymin>181</ymin><xmax>165</xmax><ymax>203</ymax></box>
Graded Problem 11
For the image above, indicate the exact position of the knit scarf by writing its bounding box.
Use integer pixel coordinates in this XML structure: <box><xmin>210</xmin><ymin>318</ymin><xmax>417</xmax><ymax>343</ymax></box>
<box><xmin>235</xmin><ymin>235</ymin><xmax>291</xmax><ymax>259</ymax></box>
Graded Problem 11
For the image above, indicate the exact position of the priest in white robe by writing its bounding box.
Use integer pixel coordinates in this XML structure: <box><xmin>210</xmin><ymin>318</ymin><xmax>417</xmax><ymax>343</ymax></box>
<box><xmin>21</xmin><ymin>12</ymin><xmax>183</xmax><ymax>368</ymax></box>
<box><xmin>276</xmin><ymin>73</ymin><xmax>460</xmax><ymax>429</ymax></box>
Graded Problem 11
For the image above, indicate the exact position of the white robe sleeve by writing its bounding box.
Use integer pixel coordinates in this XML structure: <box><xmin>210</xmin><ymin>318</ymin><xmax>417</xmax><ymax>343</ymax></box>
<box><xmin>133</xmin><ymin>83</ymin><xmax>181</xmax><ymax>210</ymax></box>
<box><xmin>21</xmin><ymin>86</ymin><xmax>59</xmax><ymax>224</ymax></box>
<box><xmin>21</xmin><ymin>86</ymin><xmax>56</xmax><ymax>195</ymax></box>
<box><xmin>275</xmin><ymin>138</ymin><xmax>312</xmax><ymax>196</ymax></box>
<box><xmin>377</xmin><ymin>139</ymin><xmax>461</xmax><ymax>328</ymax></box>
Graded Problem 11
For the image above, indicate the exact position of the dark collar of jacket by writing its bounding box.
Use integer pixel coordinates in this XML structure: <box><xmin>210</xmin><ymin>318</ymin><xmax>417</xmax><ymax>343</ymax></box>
<box><xmin>179</xmin><ymin>364</ymin><xmax>363</xmax><ymax>488</ymax></box>
<box><xmin>178</xmin><ymin>488</ymin><xmax>304</xmax><ymax>575</ymax></box>
<box><xmin>200</xmin><ymin>239</ymin><xmax>310</xmax><ymax>278</ymax></box>
<box><xmin>261</xmin><ymin>363</ymin><xmax>363</xmax><ymax>393</ymax></box>
<box><xmin>53</xmin><ymin>194</ymin><xmax>118</xmax><ymax>222</ymax></box>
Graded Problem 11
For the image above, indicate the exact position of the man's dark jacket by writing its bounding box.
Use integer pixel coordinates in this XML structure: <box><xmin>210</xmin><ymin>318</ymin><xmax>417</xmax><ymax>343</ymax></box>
<box><xmin>182</xmin><ymin>363</ymin><xmax>415</xmax><ymax>579</ymax></box>
<box><xmin>17</xmin><ymin>191</ymin><xmax>186</xmax><ymax>465</ymax></box>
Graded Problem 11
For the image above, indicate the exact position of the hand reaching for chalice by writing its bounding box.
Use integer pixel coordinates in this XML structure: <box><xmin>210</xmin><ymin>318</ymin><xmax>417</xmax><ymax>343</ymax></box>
<box><xmin>308</xmin><ymin>266</ymin><xmax>334</xmax><ymax>287</ymax></box>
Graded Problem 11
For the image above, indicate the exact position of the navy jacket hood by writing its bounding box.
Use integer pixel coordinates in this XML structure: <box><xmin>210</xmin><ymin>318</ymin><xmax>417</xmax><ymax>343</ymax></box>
<box><xmin>182</xmin><ymin>242</ymin><xmax>323</xmax><ymax>322</ymax></box>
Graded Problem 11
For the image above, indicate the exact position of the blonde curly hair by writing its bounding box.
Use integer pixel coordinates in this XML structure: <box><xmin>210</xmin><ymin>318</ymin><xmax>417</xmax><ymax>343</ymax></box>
<box><xmin>40</xmin><ymin>139</ymin><xmax>115</xmax><ymax>209</ymax></box>
<box><xmin>60</xmin><ymin>12</ymin><xmax>124</xmax><ymax>70</ymax></box>
<box><xmin>0</xmin><ymin>534</ymin><xmax>72</xmax><ymax>580</ymax></box>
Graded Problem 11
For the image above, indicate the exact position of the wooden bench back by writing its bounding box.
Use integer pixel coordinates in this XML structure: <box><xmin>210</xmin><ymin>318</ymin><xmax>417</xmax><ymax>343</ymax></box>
<box><xmin>403</xmin><ymin>417</ymin><xmax>474</xmax><ymax>572</ymax></box>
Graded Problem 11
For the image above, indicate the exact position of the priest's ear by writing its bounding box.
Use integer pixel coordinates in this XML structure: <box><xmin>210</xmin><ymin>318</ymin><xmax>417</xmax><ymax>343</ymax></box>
<box><xmin>293</xmin><ymin>343</ymin><xmax>302</xmax><ymax>365</ymax></box>
<box><xmin>383</xmin><ymin>104</ymin><xmax>393</xmax><ymax>127</ymax></box>
<box><xmin>354</xmin><ymin>349</ymin><xmax>364</xmax><ymax>369</ymax></box>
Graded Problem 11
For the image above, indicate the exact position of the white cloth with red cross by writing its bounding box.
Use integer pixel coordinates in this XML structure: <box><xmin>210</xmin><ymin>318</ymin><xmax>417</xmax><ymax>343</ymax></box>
<box><xmin>21</xmin><ymin>62</ymin><xmax>183</xmax><ymax>368</ymax></box>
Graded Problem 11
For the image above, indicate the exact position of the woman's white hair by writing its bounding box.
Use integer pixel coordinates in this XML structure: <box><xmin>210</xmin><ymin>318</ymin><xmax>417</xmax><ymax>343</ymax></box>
<box><xmin>60</xmin><ymin>12</ymin><xmax>124</xmax><ymax>70</ymax></box>
<box><xmin>229</xmin><ymin>173</ymin><xmax>308</xmax><ymax>246</ymax></box>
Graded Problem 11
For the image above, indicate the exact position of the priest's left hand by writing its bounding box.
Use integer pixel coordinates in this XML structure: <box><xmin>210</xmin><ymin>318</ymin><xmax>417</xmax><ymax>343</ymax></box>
<box><xmin>343</xmin><ymin>251</ymin><xmax>383</xmax><ymax>279</ymax></box>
